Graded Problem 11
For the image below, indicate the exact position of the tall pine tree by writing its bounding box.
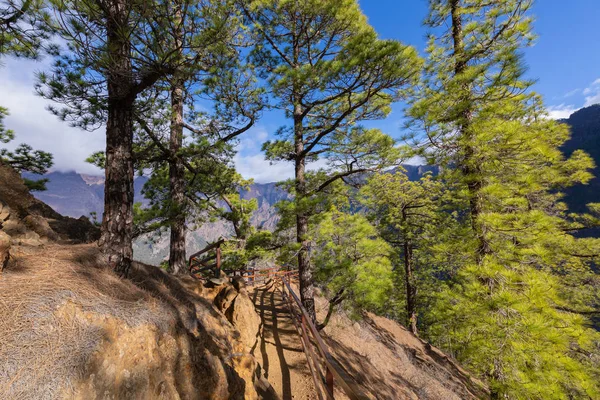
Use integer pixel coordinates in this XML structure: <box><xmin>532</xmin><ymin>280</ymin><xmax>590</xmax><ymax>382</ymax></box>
<box><xmin>241</xmin><ymin>0</ymin><xmax>421</xmax><ymax>320</ymax></box>
<box><xmin>407</xmin><ymin>1</ymin><xmax>600</xmax><ymax>397</ymax></box>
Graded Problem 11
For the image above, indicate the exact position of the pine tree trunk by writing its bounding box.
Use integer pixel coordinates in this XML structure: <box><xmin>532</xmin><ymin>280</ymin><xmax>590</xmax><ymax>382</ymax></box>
<box><xmin>168</xmin><ymin>78</ymin><xmax>187</xmax><ymax>274</ymax></box>
<box><xmin>100</xmin><ymin>0</ymin><xmax>134</xmax><ymax>277</ymax></box>
<box><xmin>404</xmin><ymin>237</ymin><xmax>418</xmax><ymax>335</ymax></box>
<box><xmin>450</xmin><ymin>0</ymin><xmax>490</xmax><ymax>263</ymax></box>
<box><xmin>451</xmin><ymin>1</ymin><xmax>499</xmax><ymax>392</ymax></box>
<box><xmin>294</xmin><ymin>106</ymin><xmax>317</xmax><ymax>322</ymax></box>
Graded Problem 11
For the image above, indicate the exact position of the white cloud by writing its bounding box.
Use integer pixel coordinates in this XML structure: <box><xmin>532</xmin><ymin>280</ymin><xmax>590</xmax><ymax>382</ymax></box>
<box><xmin>234</xmin><ymin>153</ymin><xmax>293</xmax><ymax>183</ymax></box>
<box><xmin>546</xmin><ymin>104</ymin><xmax>580</xmax><ymax>120</ymax></box>
<box><xmin>234</xmin><ymin>153</ymin><xmax>329</xmax><ymax>184</ymax></box>
<box><xmin>0</xmin><ymin>58</ymin><xmax>105</xmax><ymax>175</ymax></box>
<box><xmin>583</xmin><ymin>78</ymin><xmax>600</xmax><ymax>107</ymax></box>
<box><xmin>547</xmin><ymin>78</ymin><xmax>600</xmax><ymax>120</ymax></box>
<box><xmin>404</xmin><ymin>155</ymin><xmax>425</xmax><ymax>165</ymax></box>
<box><xmin>563</xmin><ymin>88</ymin><xmax>580</xmax><ymax>98</ymax></box>
<box><xmin>235</xmin><ymin>125</ymin><xmax>268</xmax><ymax>153</ymax></box>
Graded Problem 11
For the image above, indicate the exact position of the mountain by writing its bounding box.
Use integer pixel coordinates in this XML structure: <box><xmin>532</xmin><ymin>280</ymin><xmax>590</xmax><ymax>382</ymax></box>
<box><xmin>22</xmin><ymin>171</ymin><xmax>150</xmax><ymax>219</ymax></box>
<box><xmin>561</xmin><ymin>104</ymin><xmax>600</xmax><ymax>236</ymax></box>
<box><xmin>24</xmin><ymin>165</ymin><xmax>436</xmax><ymax>265</ymax></box>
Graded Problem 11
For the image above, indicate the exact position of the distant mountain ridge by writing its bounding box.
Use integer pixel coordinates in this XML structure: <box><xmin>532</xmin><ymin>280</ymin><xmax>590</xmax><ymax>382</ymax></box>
<box><xmin>24</xmin><ymin>164</ymin><xmax>438</xmax><ymax>220</ymax></box>
<box><xmin>561</xmin><ymin>104</ymin><xmax>600</xmax><ymax>236</ymax></box>
<box><xmin>24</xmin><ymin>164</ymin><xmax>438</xmax><ymax>264</ymax></box>
<box><xmin>561</xmin><ymin>105</ymin><xmax>600</xmax><ymax>208</ymax></box>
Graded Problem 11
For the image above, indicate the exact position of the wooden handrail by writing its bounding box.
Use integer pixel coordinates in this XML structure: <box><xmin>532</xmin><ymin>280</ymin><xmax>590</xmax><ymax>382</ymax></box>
<box><xmin>187</xmin><ymin>259</ymin><xmax>364</xmax><ymax>399</ymax></box>
<box><xmin>188</xmin><ymin>238</ymin><xmax>225</xmax><ymax>267</ymax></box>
<box><xmin>188</xmin><ymin>239</ymin><xmax>226</xmax><ymax>280</ymax></box>
<box><xmin>281</xmin><ymin>273</ymin><xmax>369</xmax><ymax>400</ymax></box>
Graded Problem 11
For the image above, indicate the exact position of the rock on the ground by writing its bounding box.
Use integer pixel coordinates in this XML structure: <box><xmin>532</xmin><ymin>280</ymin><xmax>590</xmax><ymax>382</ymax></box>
<box><xmin>23</xmin><ymin>214</ymin><xmax>59</xmax><ymax>241</ymax></box>
<box><xmin>212</xmin><ymin>280</ymin><xmax>261</xmax><ymax>352</ymax></box>
<box><xmin>227</xmin><ymin>288</ymin><xmax>261</xmax><ymax>351</ymax></box>
<box><xmin>0</xmin><ymin>230</ymin><xmax>9</xmax><ymax>271</ymax></box>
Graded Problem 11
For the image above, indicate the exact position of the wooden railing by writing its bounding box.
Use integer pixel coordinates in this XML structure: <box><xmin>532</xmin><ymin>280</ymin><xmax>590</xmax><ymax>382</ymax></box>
<box><xmin>188</xmin><ymin>239</ymin><xmax>225</xmax><ymax>279</ymax></box>
<box><xmin>188</xmin><ymin>255</ymin><xmax>367</xmax><ymax>399</ymax></box>
<box><xmin>224</xmin><ymin>267</ymin><xmax>294</xmax><ymax>286</ymax></box>
<box><xmin>281</xmin><ymin>273</ymin><xmax>369</xmax><ymax>400</ymax></box>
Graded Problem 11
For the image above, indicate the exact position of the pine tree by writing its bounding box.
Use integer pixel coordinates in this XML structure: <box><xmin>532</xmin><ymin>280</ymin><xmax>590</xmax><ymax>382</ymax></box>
<box><xmin>242</xmin><ymin>0</ymin><xmax>421</xmax><ymax>320</ymax></box>
<box><xmin>311</xmin><ymin>207</ymin><xmax>394</xmax><ymax>328</ymax></box>
<box><xmin>37</xmin><ymin>0</ymin><xmax>237</xmax><ymax>276</ymax></box>
<box><xmin>406</xmin><ymin>1</ymin><xmax>600</xmax><ymax>397</ymax></box>
<box><xmin>133</xmin><ymin>0</ymin><xmax>262</xmax><ymax>274</ymax></box>
<box><xmin>37</xmin><ymin>0</ymin><xmax>186</xmax><ymax>275</ymax></box>
<box><xmin>361</xmin><ymin>171</ymin><xmax>448</xmax><ymax>335</ymax></box>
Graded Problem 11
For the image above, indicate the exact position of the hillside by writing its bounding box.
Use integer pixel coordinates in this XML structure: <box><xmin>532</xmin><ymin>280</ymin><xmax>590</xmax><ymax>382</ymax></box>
<box><xmin>561</xmin><ymin>104</ymin><xmax>600</xmax><ymax>234</ymax></box>
<box><xmin>1</xmin><ymin>163</ymin><xmax>489</xmax><ymax>399</ymax></box>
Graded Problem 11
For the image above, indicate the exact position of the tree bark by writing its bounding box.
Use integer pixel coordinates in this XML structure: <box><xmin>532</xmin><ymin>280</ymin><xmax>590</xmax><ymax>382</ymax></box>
<box><xmin>100</xmin><ymin>0</ymin><xmax>134</xmax><ymax>277</ymax></box>
<box><xmin>294</xmin><ymin>104</ymin><xmax>317</xmax><ymax>322</ymax></box>
<box><xmin>168</xmin><ymin>77</ymin><xmax>187</xmax><ymax>274</ymax></box>
<box><xmin>403</xmin><ymin>235</ymin><xmax>418</xmax><ymax>335</ymax></box>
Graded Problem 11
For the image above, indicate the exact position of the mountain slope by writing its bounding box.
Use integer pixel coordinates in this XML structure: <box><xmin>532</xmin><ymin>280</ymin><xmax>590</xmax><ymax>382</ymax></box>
<box><xmin>561</xmin><ymin>104</ymin><xmax>600</xmax><ymax>236</ymax></box>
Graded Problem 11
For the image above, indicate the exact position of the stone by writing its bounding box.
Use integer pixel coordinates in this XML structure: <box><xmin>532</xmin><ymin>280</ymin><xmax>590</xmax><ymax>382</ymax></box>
<box><xmin>214</xmin><ymin>284</ymin><xmax>239</xmax><ymax>312</ymax></box>
<box><xmin>0</xmin><ymin>230</ymin><xmax>10</xmax><ymax>271</ymax></box>
<box><xmin>231</xmin><ymin>276</ymin><xmax>247</xmax><ymax>292</ymax></box>
<box><xmin>23</xmin><ymin>215</ymin><xmax>58</xmax><ymax>241</ymax></box>
<box><xmin>228</xmin><ymin>291</ymin><xmax>261</xmax><ymax>351</ymax></box>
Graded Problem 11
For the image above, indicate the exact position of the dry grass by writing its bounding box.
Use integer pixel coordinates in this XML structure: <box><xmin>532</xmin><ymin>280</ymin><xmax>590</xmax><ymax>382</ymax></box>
<box><xmin>0</xmin><ymin>242</ymin><xmax>243</xmax><ymax>400</ymax></box>
<box><xmin>0</xmin><ymin>244</ymin><xmax>171</xmax><ymax>399</ymax></box>
<box><xmin>313</xmin><ymin>294</ymin><xmax>489</xmax><ymax>400</ymax></box>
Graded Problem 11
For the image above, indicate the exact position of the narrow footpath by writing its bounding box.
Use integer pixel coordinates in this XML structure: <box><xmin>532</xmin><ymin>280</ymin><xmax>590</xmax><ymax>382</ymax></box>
<box><xmin>250</xmin><ymin>283</ymin><xmax>318</xmax><ymax>400</ymax></box>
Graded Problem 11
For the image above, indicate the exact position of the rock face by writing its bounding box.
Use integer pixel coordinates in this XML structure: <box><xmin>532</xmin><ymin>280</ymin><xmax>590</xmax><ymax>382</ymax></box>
<box><xmin>0</xmin><ymin>163</ymin><xmax>100</xmax><ymax>244</ymax></box>
<box><xmin>213</xmin><ymin>278</ymin><xmax>261</xmax><ymax>352</ymax></box>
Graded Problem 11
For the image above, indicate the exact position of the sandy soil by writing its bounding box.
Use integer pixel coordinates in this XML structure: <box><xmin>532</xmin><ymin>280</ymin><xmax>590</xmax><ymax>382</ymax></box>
<box><xmin>250</xmin><ymin>284</ymin><xmax>318</xmax><ymax>400</ymax></box>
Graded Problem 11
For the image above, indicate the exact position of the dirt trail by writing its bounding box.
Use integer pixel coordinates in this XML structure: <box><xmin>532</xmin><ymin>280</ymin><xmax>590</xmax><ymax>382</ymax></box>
<box><xmin>250</xmin><ymin>284</ymin><xmax>318</xmax><ymax>400</ymax></box>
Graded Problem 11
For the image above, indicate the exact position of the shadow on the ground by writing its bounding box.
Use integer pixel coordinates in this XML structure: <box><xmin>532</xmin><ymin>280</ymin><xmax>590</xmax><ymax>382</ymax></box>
<box><xmin>252</xmin><ymin>285</ymin><xmax>299</xmax><ymax>400</ymax></box>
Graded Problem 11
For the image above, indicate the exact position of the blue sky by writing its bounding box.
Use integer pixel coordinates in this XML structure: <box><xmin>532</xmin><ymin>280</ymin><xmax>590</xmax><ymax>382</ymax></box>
<box><xmin>1</xmin><ymin>0</ymin><xmax>599</xmax><ymax>182</ymax></box>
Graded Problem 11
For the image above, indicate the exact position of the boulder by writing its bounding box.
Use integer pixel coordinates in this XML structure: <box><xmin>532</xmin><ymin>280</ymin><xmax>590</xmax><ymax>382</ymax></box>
<box><xmin>214</xmin><ymin>283</ymin><xmax>240</xmax><ymax>312</ymax></box>
<box><xmin>23</xmin><ymin>215</ymin><xmax>59</xmax><ymax>241</ymax></box>
<box><xmin>0</xmin><ymin>230</ymin><xmax>10</xmax><ymax>271</ymax></box>
<box><xmin>227</xmin><ymin>291</ymin><xmax>261</xmax><ymax>351</ymax></box>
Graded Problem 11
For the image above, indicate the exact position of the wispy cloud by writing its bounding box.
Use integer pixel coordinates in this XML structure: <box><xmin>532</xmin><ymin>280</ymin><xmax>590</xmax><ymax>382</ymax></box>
<box><xmin>563</xmin><ymin>88</ymin><xmax>580</xmax><ymax>98</ymax></box>
<box><xmin>583</xmin><ymin>78</ymin><xmax>600</xmax><ymax>107</ymax></box>
<box><xmin>546</xmin><ymin>78</ymin><xmax>600</xmax><ymax>120</ymax></box>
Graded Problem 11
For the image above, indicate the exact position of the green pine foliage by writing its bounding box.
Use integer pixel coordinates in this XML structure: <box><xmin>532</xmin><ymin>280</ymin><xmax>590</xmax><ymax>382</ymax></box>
<box><xmin>403</xmin><ymin>1</ymin><xmax>600</xmax><ymax>397</ymax></box>
<box><xmin>0</xmin><ymin>0</ymin><xmax>53</xmax><ymax>59</ymax></box>
<box><xmin>361</xmin><ymin>171</ymin><xmax>461</xmax><ymax>332</ymax></box>
<box><xmin>311</xmin><ymin>207</ymin><xmax>394</xmax><ymax>318</ymax></box>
